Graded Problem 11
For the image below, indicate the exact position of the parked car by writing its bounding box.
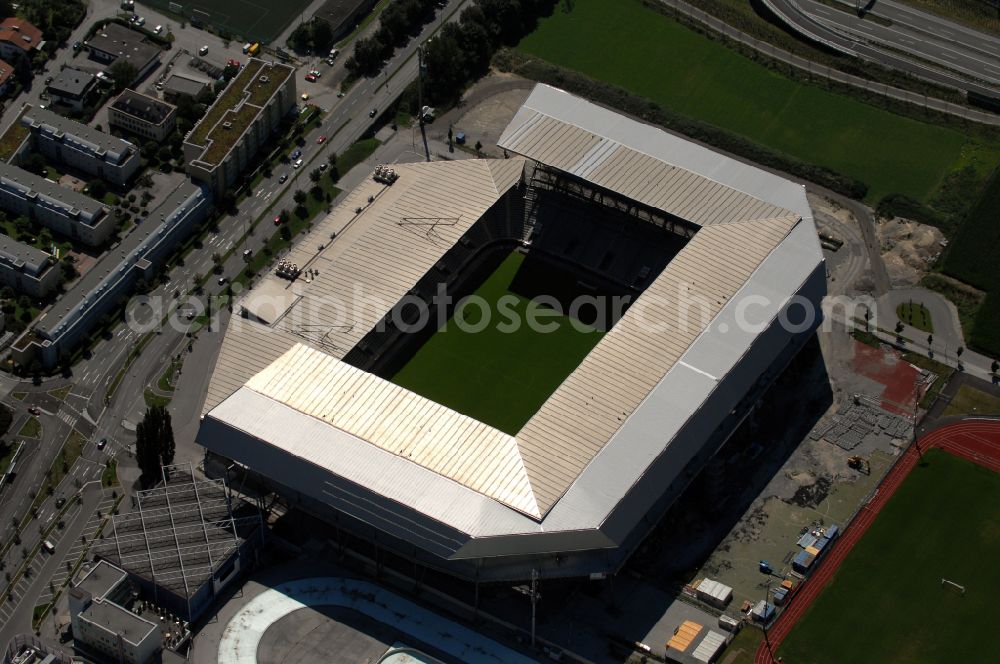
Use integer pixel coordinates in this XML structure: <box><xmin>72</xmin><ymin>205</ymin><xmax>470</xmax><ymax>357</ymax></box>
<box><xmin>369</xmin><ymin>108</ymin><xmax>377</xmax><ymax>118</ymax></box>
<box><xmin>316</xmin><ymin>135</ymin><xmax>327</xmax><ymax>144</ymax></box>
<box><xmin>308</xmin><ymin>69</ymin><xmax>321</xmax><ymax>78</ymax></box>
<box><xmin>153</xmin><ymin>25</ymin><xmax>162</xmax><ymax>34</ymax></box>
<box><xmin>135</xmin><ymin>16</ymin><xmax>145</xmax><ymax>26</ymax></box>
<box><xmin>44</xmin><ymin>75</ymin><xmax>52</xmax><ymax>85</ymax></box>
<box><xmin>199</xmin><ymin>45</ymin><xmax>209</xmax><ymax>56</ymax></box>
<box><xmin>326</xmin><ymin>57</ymin><xmax>336</xmax><ymax>66</ymax></box>
<box><xmin>55</xmin><ymin>497</ymin><xmax>66</xmax><ymax>508</ymax></box>
<box><xmin>28</xmin><ymin>406</ymin><xmax>40</xmax><ymax>416</ymax></box>
<box><xmin>72</xmin><ymin>41</ymin><xmax>81</xmax><ymax>51</ymax></box>
<box><xmin>293</xmin><ymin>158</ymin><xmax>303</xmax><ymax>169</ymax></box>
<box><xmin>301</xmin><ymin>92</ymin><xmax>310</xmax><ymax>101</ymax></box>
<box><xmin>42</xmin><ymin>540</ymin><xmax>55</xmax><ymax>554</ymax></box>
<box><xmin>274</xmin><ymin>215</ymin><xmax>283</xmax><ymax>225</ymax></box>
<box><xmin>329</xmin><ymin>48</ymin><xmax>339</xmax><ymax>59</ymax></box>
<box><xmin>304</xmin><ymin>73</ymin><xmax>317</xmax><ymax>83</ymax></box>
<box><xmin>218</xmin><ymin>277</ymin><xmax>226</xmax><ymax>286</ymax></box>
<box><xmin>278</xmin><ymin>173</ymin><xmax>288</xmax><ymax>183</ymax></box>
<box><xmin>290</xmin><ymin>149</ymin><xmax>301</xmax><ymax>159</ymax></box>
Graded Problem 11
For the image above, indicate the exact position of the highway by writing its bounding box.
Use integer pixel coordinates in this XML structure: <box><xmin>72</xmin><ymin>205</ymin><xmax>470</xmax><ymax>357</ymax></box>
<box><xmin>797</xmin><ymin>0</ymin><xmax>1000</xmax><ymax>87</ymax></box>
<box><xmin>763</xmin><ymin>0</ymin><xmax>1000</xmax><ymax>99</ymax></box>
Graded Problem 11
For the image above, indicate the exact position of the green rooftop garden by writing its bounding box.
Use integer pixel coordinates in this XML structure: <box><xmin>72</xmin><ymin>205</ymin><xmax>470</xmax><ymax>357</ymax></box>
<box><xmin>187</xmin><ymin>60</ymin><xmax>293</xmax><ymax>167</ymax></box>
<box><xmin>187</xmin><ymin>59</ymin><xmax>264</xmax><ymax>147</ymax></box>
<box><xmin>0</xmin><ymin>108</ymin><xmax>30</xmax><ymax>162</ymax></box>
<box><xmin>201</xmin><ymin>104</ymin><xmax>260</xmax><ymax>165</ymax></box>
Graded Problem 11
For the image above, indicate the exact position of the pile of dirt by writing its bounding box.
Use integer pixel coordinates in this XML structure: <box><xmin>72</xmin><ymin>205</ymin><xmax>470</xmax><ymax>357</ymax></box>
<box><xmin>879</xmin><ymin>217</ymin><xmax>946</xmax><ymax>287</ymax></box>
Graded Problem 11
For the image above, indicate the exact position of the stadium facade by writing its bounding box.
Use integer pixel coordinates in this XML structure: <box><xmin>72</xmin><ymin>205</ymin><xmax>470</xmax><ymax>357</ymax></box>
<box><xmin>197</xmin><ymin>85</ymin><xmax>825</xmax><ymax>582</ymax></box>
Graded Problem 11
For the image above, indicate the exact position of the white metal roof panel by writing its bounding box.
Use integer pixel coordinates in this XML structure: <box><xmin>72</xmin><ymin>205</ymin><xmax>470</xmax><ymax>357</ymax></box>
<box><xmin>245</xmin><ymin>344</ymin><xmax>539</xmax><ymax>517</ymax></box>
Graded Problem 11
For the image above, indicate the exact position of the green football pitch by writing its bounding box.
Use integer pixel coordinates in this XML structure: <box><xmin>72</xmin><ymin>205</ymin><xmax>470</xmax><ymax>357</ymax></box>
<box><xmin>391</xmin><ymin>252</ymin><xmax>604</xmax><ymax>434</ymax></box>
<box><xmin>140</xmin><ymin>0</ymin><xmax>312</xmax><ymax>43</ymax></box>
<box><xmin>778</xmin><ymin>448</ymin><xmax>1000</xmax><ymax>664</ymax></box>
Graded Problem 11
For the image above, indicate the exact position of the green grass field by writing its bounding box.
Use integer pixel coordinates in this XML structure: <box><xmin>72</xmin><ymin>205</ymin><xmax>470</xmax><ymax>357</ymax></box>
<box><xmin>896</xmin><ymin>302</ymin><xmax>933</xmax><ymax>333</ymax></box>
<box><xmin>778</xmin><ymin>449</ymin><xmax>1000</xmax><ymax>664</ymax></box>
<box><xmin>139</xmin><ymin>0</ymin><xmax>311</xmax><ymax>43</ymax></box>
<box><xmin>516</xmin><ymin>0</ymin><xmax>1000</xmax><ymax>206</ymax></box>
<box><xmin>391</xmin><ymin>252</ymin><xmax>604</xmax><ymax>434</ymax></box>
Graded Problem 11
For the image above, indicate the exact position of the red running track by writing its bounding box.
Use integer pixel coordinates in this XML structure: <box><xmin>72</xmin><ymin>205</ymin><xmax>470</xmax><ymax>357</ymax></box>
<box><xmin>754</xmin><ymin>418</ymin><xmax>1000</xmax><ymax>664</ymax></box>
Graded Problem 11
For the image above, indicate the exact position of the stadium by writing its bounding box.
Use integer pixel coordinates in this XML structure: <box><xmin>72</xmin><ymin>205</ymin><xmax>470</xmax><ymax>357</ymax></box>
<box><xmin>196</xmin><ymin>84</ymin><xmax>826</xmax><ymax>582</ymax></box>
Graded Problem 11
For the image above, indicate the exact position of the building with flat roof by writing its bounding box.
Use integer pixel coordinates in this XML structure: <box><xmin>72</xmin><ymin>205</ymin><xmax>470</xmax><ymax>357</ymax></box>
<box><xmin>70</xmin><ymin>560</ymin><xmax>161</xmax><ymax>664</ymax></box>
<box><xmin>92</xmin><ymin>464</ymin><xmax>264</xmax><ymax>622</ymax></box>
<box><xmin>109</xmin><ymin>89</ymin><xmax>176</xmax><ymax>142</ymax></box>
<box><xmin>0</xmin><ymin>161</ymin><xmax>116</xmax><ymax>246</ymax></box>
<box><xmin>12</xmin><ymin>181</ymin><xmax>210</xmax><ymax>368</ymax></box>
<box><xmin>0</xmin><ymin>233</ymin><xmax>59</xmax><ymax>297</ymax></box>
<box><xmin>161</xmin><ymin>73</ymin><xmax>209</xmax><ymax>102</ymax></box>
<box><xmin>19</xmin><ymin>105</ymin><xmax>140</xmax><ymax>186</ymax></box>
<box><xmin>46</xmin><ymin>67</ymin><xmax>97</xmax><ymax>111</ymax></box>
<box><xmin>184</xmin><ymin>58</ymin><xmax>295</xmax><ymax>196</ymax></box>
<box><xmin>85</xmin><ymin>22</ymin><xmax>161</xmax><ymax>85</ymax></box>
<box><xmin>0</xmin><ymin>18</ymin><xmax>42</xmax><ymax>64</ymax></box>
<box><xmin>197</xmin><ymin>84</ymin><xmax>825</xmax><ymax>583</ymax></box>
<box><xmin>314</xmin><ymin>0</ymin><xmax>378</xmax><ymax>41</ymax></box>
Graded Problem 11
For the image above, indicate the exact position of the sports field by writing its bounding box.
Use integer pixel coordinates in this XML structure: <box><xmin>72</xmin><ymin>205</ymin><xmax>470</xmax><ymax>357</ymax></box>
<box><xmin>391</xmin><ymin>252</ymin><xmax>604</xmax><ymax>434</ymax></box>
<box><xmin>139</xmin><ymin>0</ymin><xmax>311</xmax><ymax>43</ymax></box>
<box><xmin>516</xmin><ymin>0</ymin><xmax>1000</xmax><ymax>206</ymax></box>
<box><xmin>777</xmin><ymin>448</ymin><xmax>1000</xmax><ymax>664</ymax></box>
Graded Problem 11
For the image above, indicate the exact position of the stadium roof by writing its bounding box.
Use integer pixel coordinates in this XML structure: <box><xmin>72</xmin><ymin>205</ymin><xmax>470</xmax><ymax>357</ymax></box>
<box><xmin>200</xmin><ymin>85</ymin><xmax>822</xmax><ymax>544</ymax></box>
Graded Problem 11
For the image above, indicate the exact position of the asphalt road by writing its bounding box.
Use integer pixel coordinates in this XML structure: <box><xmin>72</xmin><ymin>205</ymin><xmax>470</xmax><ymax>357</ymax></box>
<box><xmin>797</xmin><ymin>0</ymin><xmax>1000</xmax><ymax>87</ymax></box>
<box><xmin>765</xmin><ymin>0</ymin><xmax>1000</xmax><ymax>99</ymax></box>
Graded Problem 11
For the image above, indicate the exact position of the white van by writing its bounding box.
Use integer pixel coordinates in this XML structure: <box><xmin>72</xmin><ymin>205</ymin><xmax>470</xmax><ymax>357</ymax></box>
<box><xmin>242</xmin><ymin>42</ymin><xmax>252</xmax><ymax>54</ymax></box>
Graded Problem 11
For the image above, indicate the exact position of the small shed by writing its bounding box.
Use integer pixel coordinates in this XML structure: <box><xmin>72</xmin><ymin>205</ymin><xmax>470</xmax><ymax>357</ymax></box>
<box><xmin>825</xmin><ymin>524</ymin><xmax>840</xmax><ymax>540</ymax></box>
<box><xmin>792</xmin><ymin>550</ymin><xmax>816</xmax><ymax>573</ymax></box>
<box><xmin>692</xmin><ymin>630</ymin><xmax>727</xmax><ymax>663</ymax></box>
<box><xmin>751</xmin><ymin>600</ymin><xmax>775</xmax><ymax>623</ymax></box>
<box><xmin>718</xmin><ymin>614</ymin><xmax>740</xmax><ymax>632</ymax></box>
<box><xmin>667</xmin><ymin>621</ymin><xmax>703</xmax><ymax>652</ymax></box>
<box><xmin>696</xmin><ymin>578</ymin><xmax>734</xmax><ymax>609</ymax></box>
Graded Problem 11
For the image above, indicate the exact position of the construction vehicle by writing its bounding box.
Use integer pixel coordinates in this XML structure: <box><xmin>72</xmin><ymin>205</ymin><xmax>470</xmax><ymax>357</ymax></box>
<box><xmin>848</xmin><ymin>455</ymin><xmax>870</xmax><ymax>475</ymax></box>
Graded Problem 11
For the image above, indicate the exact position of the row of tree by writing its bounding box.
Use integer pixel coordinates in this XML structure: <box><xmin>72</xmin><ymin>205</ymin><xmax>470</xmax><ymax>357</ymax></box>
<box><xmin>135</xmin><ymin>405</ymin><xmax>175</xmax><ymax>488</ymax></box>
<box><xmin>288</xmin><ymin>17</ymin><xmax>335</xmax><ymax>55</ymax></box>
<box><xmin>345</xmin><ymin>0</ymin><xmax>441</xmax><ymax>77</ymax></box>
<box><xmin>421</xmin><ymin>0</ymin><xmax>556</xmax><ymax>106</ymax></box>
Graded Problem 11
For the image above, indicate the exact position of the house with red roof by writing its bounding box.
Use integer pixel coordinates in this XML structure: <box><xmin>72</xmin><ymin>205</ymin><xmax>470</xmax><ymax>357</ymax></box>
<box><xmin>0</xmin><ymin>18</ymin><xmax>43</xmax><ymax>64</ymax></box>
<box><xmin>0</xmin><ymin>58</ymin><xmax>14</xmax><ymax>97</ymax></box>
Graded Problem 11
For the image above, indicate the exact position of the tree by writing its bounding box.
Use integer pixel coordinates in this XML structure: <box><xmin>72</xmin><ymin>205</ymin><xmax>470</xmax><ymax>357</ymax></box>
<box><xmin>309</xmin><ymin>168</ymin><xmax>321</xmax><ymax>183</ymax></box>
<box><xmin>87</xmin><ymin>179</ymin><xmax>107</xmax><ymax>200</ymax></box>
<box><xmin>108</xmin><ymin>58</ymin><xmax>137</xmax><ymax>92</ymax></box>
<box><xmin>135</xmin><ymin>405</ymin><xmax>174</xmax><ymax>486</ymax></box>
<box><xmin>293</xmin><ymin>189</ymin><xmax>307</xmax><ymax>205</ymax></box>
<box><xmin>311</xmin><ymin>18</ymin><xmax>334</xmax><ymax>52</ymax></box>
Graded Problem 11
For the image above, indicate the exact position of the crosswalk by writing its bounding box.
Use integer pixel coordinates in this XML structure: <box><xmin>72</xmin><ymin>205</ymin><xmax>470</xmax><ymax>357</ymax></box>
<box><xmin>56</xmin><ymin>409</ymin><xmax>77</xmax><ymax>428</ymax></box>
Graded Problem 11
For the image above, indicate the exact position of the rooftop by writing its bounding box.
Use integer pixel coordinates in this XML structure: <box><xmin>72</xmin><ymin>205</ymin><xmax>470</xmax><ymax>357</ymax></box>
<box><xmin>93</xmin><ymin>464</ymin><xmax>260</xmax><ymax>599</ymax></box>
<box><xmin>186</xmin><ymin>58</ymin><xmax>293</xmax><ymax>167</ymax></box>
<box><xmin>21</xmin><ymin>104</ymin><xmax>137</xmax><ymax>166</ymax></box>
<box><xmin>200</xmin><ymin>84</ymin><xmax>821</xmax><ymax>538</ymax></box>
<box><xmin>162</xmin><ymin>73</ymin><xmax>209</xmax><ymax>97</ymax></box>
<box><xmin>315</xmin><ymin>0</ymin><xmax>372</xmax><ymax>30</ymax></box>
<box><xmin>86</xmin><ymin>22</ymin><xmax>161</xmax><ymax>73</ymax></box>
<box><xmin>111</xmin><ymin>88</ymin><xmax>175</xmax><ymax>125</ymax></box>
<box><xmin>0</xmin><ymin>18</ymin><xmax>42</xmax><ymax>52</ymax></box>
<box><xmin>0</xmin><ymin>105</ymin><xmax>30</xmax><ymax>161</ymax></box>
<box><xmin>80</xmin><ymin>599</ymin><xmax>158</xmax><ymax>645</ymax></box>
<box><xmin>75</xmin><ymin>560</ymin><xmax>128</xmax><ymax>599</ymax></box>
<box><xmin>0</xmin><ymin>161</ymin><xmax>108</xmax><ymax>223</ymax></box>
<box><xmin>0</xmin><ymin>232</ymin><xmax>52</xmax><ymax>274</ymax></box>
<box><xmin>35</xmin><ymin>181</ymin><xmax>206</xmax><ymax>338</ymax></box>
<box><xmin>0</xmin><ymin>58</ymin><xmax>13</xmax><ymax>86</ymax></box>
<box><xmin>47</xmin><ymin>67</ymin><xmax>95</xmax><ymax>98</ymax></box>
